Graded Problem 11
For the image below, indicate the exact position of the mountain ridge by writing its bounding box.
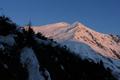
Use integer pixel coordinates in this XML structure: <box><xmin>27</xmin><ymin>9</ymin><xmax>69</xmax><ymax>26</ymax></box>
<box><xmin>29</xmin><ymin>22</ymin><xmax>120</xmax><ymax>79</ymax></box>
<box><xmin>31</xmin><ymin>22</ymin><xmax>120</xmax><ymax>59</ymax></box>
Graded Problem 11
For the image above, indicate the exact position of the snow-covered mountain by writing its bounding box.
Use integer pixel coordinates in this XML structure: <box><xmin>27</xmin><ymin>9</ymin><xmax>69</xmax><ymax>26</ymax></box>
<box><xmin>0</xmin><ymin>24</ymin><xmax>115</xmax><ymax>80</ymax></box>
<box><xmin>0</xmin><ymin>16</ymin><xmax>118</xmax><ymax>80</ymax></box>
<box><xmin>31</xmin><ymin>22</ymin><xmax>120</xmax><ymax>59</ymax></box>
<box><xmin>31</xmin><ymin>22</ymin><xmax>120</xmax><ymax>79</ymax></box>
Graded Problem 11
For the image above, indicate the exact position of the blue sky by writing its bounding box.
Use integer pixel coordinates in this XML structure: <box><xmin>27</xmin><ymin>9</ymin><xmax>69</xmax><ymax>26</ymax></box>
<box><xmin>0</xmin><ymin>0</ymin><xmax>120</xmax><ymax>34</ymax></box>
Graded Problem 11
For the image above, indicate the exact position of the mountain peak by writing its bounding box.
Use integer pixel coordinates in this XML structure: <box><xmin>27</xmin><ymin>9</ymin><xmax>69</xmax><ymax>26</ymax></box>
<box><xmin>69</xmin><ymin>21</ymin><xmax>95</xmax><ymax>33</ymax></box>
<box><xmin>70</xmin><ymin>21</ymin><xmax>86</xmax><ymax>29</ymax></box>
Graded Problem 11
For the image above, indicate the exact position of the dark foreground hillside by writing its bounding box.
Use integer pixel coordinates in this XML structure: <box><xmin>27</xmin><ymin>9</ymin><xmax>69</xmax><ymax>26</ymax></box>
<box><xmin>0</xmin><ymin>16</ymin><xmax>117</xmax><ymax>80</ymax></box>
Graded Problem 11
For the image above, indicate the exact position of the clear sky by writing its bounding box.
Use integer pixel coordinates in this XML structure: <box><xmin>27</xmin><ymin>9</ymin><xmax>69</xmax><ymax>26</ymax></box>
<box><xmin>0</xmin><ymin>0</ymin><xmax>120</xmax><ymax>35</ymax></box>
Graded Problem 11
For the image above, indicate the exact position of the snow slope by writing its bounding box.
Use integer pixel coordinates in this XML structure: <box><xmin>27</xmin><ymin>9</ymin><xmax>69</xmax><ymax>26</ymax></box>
<box><xmin>20</xmin><ymin>47</ymin><xmax>45</xmax><ymax>80</ymax></box>
<box><xmin>31</xmin><ymin>22</ymin><xmax>120</xmax><ymax>79</ymax></box>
